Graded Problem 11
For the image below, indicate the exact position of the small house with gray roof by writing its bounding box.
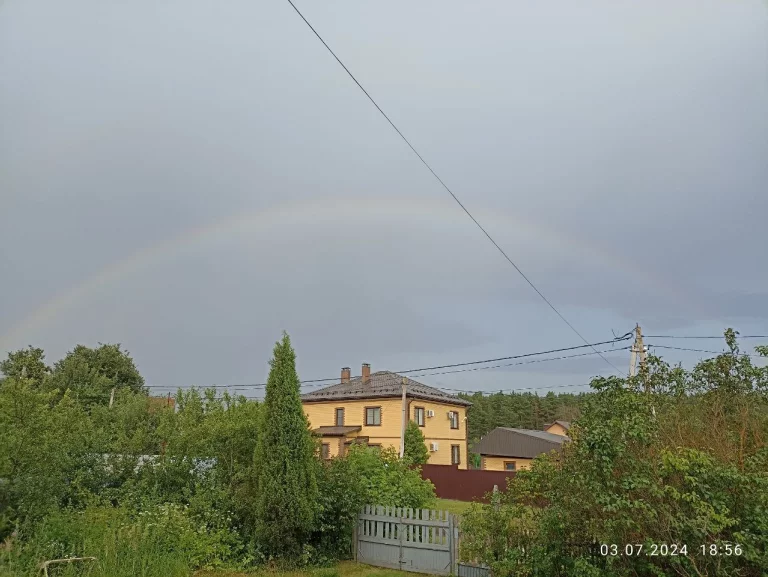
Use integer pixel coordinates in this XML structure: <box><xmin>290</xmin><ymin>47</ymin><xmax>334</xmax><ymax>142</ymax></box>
<box><xmin>543</xmin><ymin>420</ymin><xmax>571</xmax><ymax>437</ymax></box>
<box><xmin>473</xmin><ymin>426</ymin><xmax>569</xmax><ymax>472</ymax></box>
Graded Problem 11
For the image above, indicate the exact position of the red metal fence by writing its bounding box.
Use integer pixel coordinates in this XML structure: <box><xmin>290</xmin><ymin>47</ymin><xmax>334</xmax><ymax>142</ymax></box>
<box><xmin>420</xmin><ymin>464</ymin><xmax>515</xmax><ymax>502</ymax></box>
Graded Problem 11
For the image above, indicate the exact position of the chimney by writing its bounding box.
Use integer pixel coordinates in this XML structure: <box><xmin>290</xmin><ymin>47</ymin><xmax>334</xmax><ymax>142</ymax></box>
<box><xmin>362</xmin><ymin>363</ymin><xmax>371</xmax><ymax>385</ymax></box>
<box><xmin>341</xmin><ymin>367</ymin><xmax>351</xmax><ymax>384</ymax></box>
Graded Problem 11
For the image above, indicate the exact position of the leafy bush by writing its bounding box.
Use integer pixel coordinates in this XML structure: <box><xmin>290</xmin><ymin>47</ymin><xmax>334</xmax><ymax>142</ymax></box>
<box><xmin>312</xmin><ymin>445</ymin><xmax>435</xmax><ymax>561</ymax></box>
<box><xmin>403</xmin><ymin>421</ymin><xmax>430</xmax><ymax>466</ymax></box>
<box><xmin>461</xmin><ymin>338</ymin><xmax>768</xmax><ymax>577</ymax></box>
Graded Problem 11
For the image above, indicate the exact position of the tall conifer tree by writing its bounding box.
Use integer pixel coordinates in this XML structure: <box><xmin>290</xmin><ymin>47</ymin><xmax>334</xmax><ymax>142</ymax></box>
<box><xmin>253</xmin><ymin>332</ymin><xmax>319</xmax><ymax>557</ymax></box>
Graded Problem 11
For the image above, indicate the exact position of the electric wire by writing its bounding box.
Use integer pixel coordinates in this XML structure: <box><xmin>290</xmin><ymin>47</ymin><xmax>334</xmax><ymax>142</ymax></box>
<box><xmin>144</xmin><ymin>334</ymin><xmax>632</xmax><ymax>391</ymax></box>
<box><xmin>281</xmin><ymin>0</ymin><xmax>623</xmax><ymax>375</ymax></box>
<box><xmin>644</xmin><ymin>335</ymin><xmax>768</xmax><ymax>340</ymax></box>
<box><xmin>647</xmin><ymin>344</ymin><xmax>764</xmax><ymax>359</ymax></box>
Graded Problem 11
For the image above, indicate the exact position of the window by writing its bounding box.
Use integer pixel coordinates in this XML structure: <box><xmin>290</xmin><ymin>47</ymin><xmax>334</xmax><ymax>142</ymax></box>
<box><xmin>451</xmin><ymin>445</ymin><xmax>461</xmax><ymax>465</ymax></box>
<box><xmin>335</xmin><ymin>407</ymin><xmax>345</xmax><ymax>426</ymax></box>
<box><xmin>365</xmin><ymin>407</ymin><xmax>381</xmax><ymax>426</ymax></box>
<box><xmin>321</xmin><ymin>443</ymin><xmax>330</xmax><ymax>460</ymax></box>
<box><xmin>414</xmin><ymin>406</ymin><xmax>425</xmax><ymax>427</ymax></box>
<box><xmin>449</xmin><ymin>411</ymin><xmax>459</xmax><ymax>429</ymax></box>
<box><xmin>504</xmin><ymin>461</ymin><xmax>516</xmax><ymax>471</ymax></box>
<box><xmin>368</xmin><ymin>443</ymin><xmax>382</xmax><ymax>454</ymax></box>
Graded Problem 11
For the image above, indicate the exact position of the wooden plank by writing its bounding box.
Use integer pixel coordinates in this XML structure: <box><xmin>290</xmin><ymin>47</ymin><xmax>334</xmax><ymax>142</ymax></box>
<box><xmin>450</xmin><ymin>515</ymin><xmax>459</xmax><ymax>576</ymax></box>
<box><xmin>352</xmin><ymin>516</ymin><xmax>359</xmax><ymax>561</ymax></box>
<box><xmin>359</xmin><ymin>534</ymin><xmax>450</xmax><ymax>551</ymax></box>
<box><xmin>377</xmin><ymin>505</ymin><xmax>384</xmax><ymax>537</ymax></box>
<box><xmin>358</xmin><ymin>515</ymin><xmax>449</xmax><ymax>528</ymax></box>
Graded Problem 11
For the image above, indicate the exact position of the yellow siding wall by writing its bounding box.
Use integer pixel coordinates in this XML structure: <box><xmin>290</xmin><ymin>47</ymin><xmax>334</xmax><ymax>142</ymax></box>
<box><xmin>303</xmin><ymin>398</ymin><xmax>468</xmax><ymax>469</ymax></box>
<box><xmin>482</xmin><ymin>455</ymin><xmax>533</xmax><ymax>471</ymax></box>
<box><xmin>410</xmin><ymin>400</ymin><xmax>467</xmax><ymax>470</ymax></box>
<box><xmin>304</xmin><ymin>398</ymin><xmax>404</xmax><ymax>441</ymax></box>
<box><xmin>545</xmin><ymin>423</ymin><xmax>569</xmax><ymax>437</ymax></box>
<box><xmin>318</xmin><ymin>437</ymin><xmax>345</xmax><ymax>459</ymax></box>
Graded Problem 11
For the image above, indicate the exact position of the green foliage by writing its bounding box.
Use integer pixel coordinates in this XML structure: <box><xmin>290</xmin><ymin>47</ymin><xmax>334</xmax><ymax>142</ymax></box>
<box><xmin>0</xmin><ymin>338</ymin><xmax>441</xmax><ymax>572</ymax></box>
<box><xmin>461</xmin><ymin>330</ymin><xmax>768</xmax><ymax>577</ymax></box>
<box><xmin>0</xmin><ymin>346</ymin><xmax>49</xmax><ymax>387</ymax></box>
<box><xmin>346</xmin><ymin>446</ymin><xmax>435</xmax><ymax>507</ymax></box>
<box><xmin>253</xmin><ymin>332</ymin><xmax>320</xmax><ymax>559</ymax></box>
<box><xmin>1</xmin><ymin>504</ymin><xmax>245</xmax><ymax>576</ymax></box>
<box><xmin>312</xmin><ymin>445</ymin><xmax>435</xmax><ymax>561</ymax></box>
<box><xmin>48</xmin><ymin>343</ymin><xmax>146</xmax><ymax>406</ymax></box>
<box><xmin>403</xmin><ymin>420</ymin><xmax>430</xmax><ymax>466</ymax></box>
<box><xmin>0</xmin><ymin>378</ymin><xmax>97</xmax><ymax>539</ymax></box>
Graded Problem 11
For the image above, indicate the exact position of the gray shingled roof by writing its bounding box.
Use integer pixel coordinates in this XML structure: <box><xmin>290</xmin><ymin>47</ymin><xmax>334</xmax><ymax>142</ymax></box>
<box><xmin>474</xmin><ymin>427</ymin><xmax>568</xmax><ymax>459</ymax></box>
<box><xmin>545</xmin><ymin>420</ymin><xmax>571</xmax><ymax>431</ymax></box>
<box><xmin>301</xmin><ymin>370</ymin><xmax>472</xmax><ymax>407</ymax></box>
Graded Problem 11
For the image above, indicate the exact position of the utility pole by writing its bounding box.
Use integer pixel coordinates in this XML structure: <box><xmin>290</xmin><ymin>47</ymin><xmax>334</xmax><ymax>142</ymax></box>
<box><xmin>628</xmin><ymin>324</ymin><xmax>647</xmax><ymax>385</ymax></box>
<box><xmin>399</xmin><ymin>377</ymin><xmax>407</xmax><ymax>458</ymax></box>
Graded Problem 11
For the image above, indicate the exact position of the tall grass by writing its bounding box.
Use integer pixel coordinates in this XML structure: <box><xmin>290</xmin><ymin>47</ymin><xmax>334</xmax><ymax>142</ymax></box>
<box><xmin>0</xmin><ymin>503</ymin><xmax>242</xmax><ymax>577</ymax></box>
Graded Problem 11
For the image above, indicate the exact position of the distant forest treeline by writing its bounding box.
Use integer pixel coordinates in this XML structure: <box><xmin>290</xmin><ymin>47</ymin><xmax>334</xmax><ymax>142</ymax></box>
<box><xmin>459</xmin><ymin>390</ymin><xmax>590</xmax><ymax>446</ymax></box>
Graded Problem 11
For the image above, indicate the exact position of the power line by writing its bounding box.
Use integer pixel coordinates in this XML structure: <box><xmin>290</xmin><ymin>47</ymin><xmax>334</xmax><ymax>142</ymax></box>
<box><xmin>281</xmin><ymin>0</ymin><xmax>623</xmax><ymax>376</ymax></box>
<box><xmin>647</xmin><ymin>344</ymin><xmax>762</xmax><ymax>359</ymax></box>
<box><xmin>239</xmin><ymin>381</ymin><xmax>599</xmax><ymax>400</ymax></box>
<box><xmin>144</xmin><ymin>334</ymin><xmax>632</xmax><ymax>390</ymax></box>
<box><xmin>645</xmin><ymin>335</ymin><xmax>768</xmax><ymax>340</ymax></box>
<box><xmin>299</xmin><ymin>347</ymin><xmax>627</xmax><ymax>397</ymax></box>
<box><xmin>407</xmin><ymin>347</ymin><xmax>630</xmax><ymax>378</ymax></box>
<box><xmin>391</xmin><ymin>335</ymin><xmax>631</xmax><ymax>374</ymax></box>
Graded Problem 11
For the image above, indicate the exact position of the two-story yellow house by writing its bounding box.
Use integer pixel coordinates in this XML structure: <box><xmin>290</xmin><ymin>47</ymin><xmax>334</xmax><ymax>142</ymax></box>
<box><xmin>301</xmin><ymin>363</ymin><xmax>471</xmax><ymax>469</ymax></box>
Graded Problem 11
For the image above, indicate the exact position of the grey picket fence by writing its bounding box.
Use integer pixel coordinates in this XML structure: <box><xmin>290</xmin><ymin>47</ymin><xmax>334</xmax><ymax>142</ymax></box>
<box><xmin>354</xmin><ymin>505</ymin><xmax>459</xmax><ymax>575</ymax></box>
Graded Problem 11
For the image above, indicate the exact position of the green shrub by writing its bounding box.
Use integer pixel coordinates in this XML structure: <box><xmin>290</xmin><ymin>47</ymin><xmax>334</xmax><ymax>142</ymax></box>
<box><xmin>461</xmin><ymin>364</ymin><xmax>768</xmax><ymax>577</ymax></box>
<box><xmin>311</xmin><ymin>445</ymin><xmax>435</xmax><ymax>561</ymax></box>
<box><xmin>403</xmin><ymin>421</ymin><xmax>429</xmax><ymax>466</ymax></box>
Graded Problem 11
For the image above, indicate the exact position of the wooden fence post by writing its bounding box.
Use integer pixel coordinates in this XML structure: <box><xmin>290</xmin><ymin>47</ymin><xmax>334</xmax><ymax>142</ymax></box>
<box><xmin>398</xmin><ymin>507</ymin><xmax>405</xmax><ymax>571</ymax></box>
<box><xmin>352</xmin><ymin>513</ymin><xmax>359</xmax><ymax>561</ymax></box>
<box><xmin>449</xmin><ymin>513</ymin><xmax>458</xmax><ymax>576</ymax></box>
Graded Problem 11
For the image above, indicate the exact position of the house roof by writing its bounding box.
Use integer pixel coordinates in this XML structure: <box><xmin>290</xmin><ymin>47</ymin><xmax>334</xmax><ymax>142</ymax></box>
<box><xmin>544</xmin><ymin>420</ymin><xmax>571</xmax><ymax>431</ymax></box>
<box><xmin>312</xmin><ymin>425</ymin><xmax>362</xmax><ymax>436</ymax></box>
<box><xmin>474</xmin><ymin>427</ymin><xmax>568</xmax><ymax>459</ymax></box>
<box><xmin>301</xmin><ymin>370</ymin><xmax>472</xmax><ymax>407</ymax></box>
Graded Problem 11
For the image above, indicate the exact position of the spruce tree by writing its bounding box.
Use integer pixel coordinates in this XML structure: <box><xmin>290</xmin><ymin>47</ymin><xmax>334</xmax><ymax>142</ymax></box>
<box><xmin>253</xmin><ymin>332</ymin><xmax>319</xmax><ymax>558</ymax></box>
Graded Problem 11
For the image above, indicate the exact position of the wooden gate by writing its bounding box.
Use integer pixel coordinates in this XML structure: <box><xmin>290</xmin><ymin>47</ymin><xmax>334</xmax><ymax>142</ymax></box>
<box><xmin>355</xmin><ymin>505</ymin><xmax>458</xmax><ymax>575</ymax></box>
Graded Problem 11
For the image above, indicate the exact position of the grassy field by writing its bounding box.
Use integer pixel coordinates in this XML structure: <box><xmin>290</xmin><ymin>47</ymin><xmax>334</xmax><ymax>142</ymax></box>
<box><xmin>429</xmin><ymin>498</ymin><xmax>476</xmax><ymax>516</ymax></box>
<box><xmin>196</xmin><ymin>561</ymin><xmax>420</xmax><ymax>577</ymax></box>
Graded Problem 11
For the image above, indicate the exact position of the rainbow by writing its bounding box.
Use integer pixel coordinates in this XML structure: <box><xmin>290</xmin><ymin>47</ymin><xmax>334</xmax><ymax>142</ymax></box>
<box><xmin>0</xmin><ymin>194</ymin><xmax>686</xmax><ymax>350</ymax></box>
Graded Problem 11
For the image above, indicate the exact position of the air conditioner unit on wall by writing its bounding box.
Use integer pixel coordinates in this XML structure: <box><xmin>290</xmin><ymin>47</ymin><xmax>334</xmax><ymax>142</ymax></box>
<box><xmin>430</xmin><ymin>442</ymin><xmax>439</xmax><ymax>452</ymax></box>
<box><xmin>426</xmin><ymin>410</ymin><xmax>435</xmax><ymax>418</ymax></box>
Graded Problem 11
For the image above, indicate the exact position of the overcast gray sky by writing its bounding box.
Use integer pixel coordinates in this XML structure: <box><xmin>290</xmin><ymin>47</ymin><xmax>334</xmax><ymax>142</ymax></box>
<box><xmin>2</xmin><ymin>0</ymin><xmax>767</xmax><ymax>397</ymax></box>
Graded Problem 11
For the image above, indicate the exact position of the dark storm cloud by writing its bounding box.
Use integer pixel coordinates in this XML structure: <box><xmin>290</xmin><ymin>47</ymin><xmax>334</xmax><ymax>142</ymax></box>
<box><xmin>1</xmin><ymin>0</ymin><xmax>766</xmax><ymax>391</ymax></box>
